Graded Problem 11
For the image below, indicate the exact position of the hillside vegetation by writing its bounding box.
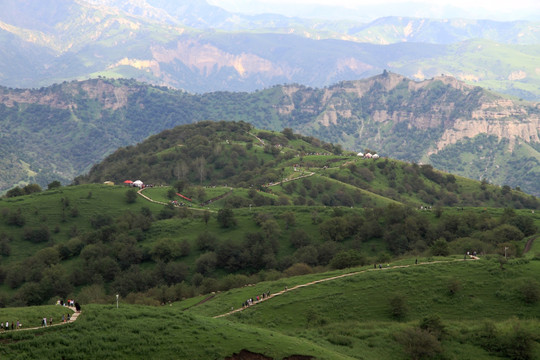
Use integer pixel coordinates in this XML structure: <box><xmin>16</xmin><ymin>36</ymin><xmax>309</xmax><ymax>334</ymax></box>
<box><xmin>0</xmin><ymin>122</ymin><xmax>538</xmax><ymax>310</ymax></box>
<box><xmin>0</xmin><ymin>122</ymin><xmax>539</xmax><ymax>359</ymax></box>
<box><xmin>0</xmin><ymin>258</ymin><xmax>539</xmax><ymax>359</ymax></box>
<box><xmin>1</xmin><ymin>75</ymin><xmax>539</xmax><ymax>196</ymax></box>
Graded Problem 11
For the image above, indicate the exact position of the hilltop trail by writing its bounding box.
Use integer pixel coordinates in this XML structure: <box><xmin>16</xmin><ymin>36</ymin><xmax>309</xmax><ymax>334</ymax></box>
<box><xmin>8</xmin><ymin>306</ymin><xmax>81</xmax><ymax>332</ymax></box>
<box><xmin>214</xmin><ymin>257</ymin><xmax>479</xmax><ymax>319</ymax></box>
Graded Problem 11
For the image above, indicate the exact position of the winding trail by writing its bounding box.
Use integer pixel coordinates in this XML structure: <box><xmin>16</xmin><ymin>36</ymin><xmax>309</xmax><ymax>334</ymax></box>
<box><xmin>214</xmin><ymin>257</ymin><xmax>479</xmax><ymax>319</ymax></box>
<box><xmin>5</xmin><ymin>307</ymin><xmax>81</xmax><ymax>332</ymax></box>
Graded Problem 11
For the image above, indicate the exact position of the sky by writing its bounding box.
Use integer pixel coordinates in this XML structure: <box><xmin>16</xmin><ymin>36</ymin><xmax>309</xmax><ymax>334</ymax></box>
<box><xmin>207</xmin><ymin>0</ymin><xmax>540</xmax><ymax>21</ymax></box>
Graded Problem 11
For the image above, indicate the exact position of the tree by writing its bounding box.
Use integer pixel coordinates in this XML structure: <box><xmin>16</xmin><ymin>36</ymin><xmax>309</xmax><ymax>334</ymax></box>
<box><xmin>196</xmin><ymin>232</ymin><xmax>218</xmax><ymax>251</ymax></box>
<box><xmin>195</xmin><ymin>252</ymin><xmax>217</xmax><ymax>275</ymax></box>
<box><xmin>290</xmin><ymin>229</ymin><xmax>311</xmax><ymax>249</ymax></box>
<box><xmin>330</xmin><ymin>250</ymin><xmax>364</xmax><ymax>269</ymax></box>
<box><xmin>125</xmin><ymin>189</ymin><xmax>137</xmax><ymax>203</ymax></box>
<box><xmin>217</xmin><ymin>208</ymin><xmax>236</xmax><ymax>228</ymax></box>
<box><xmin>195</xmin><ymin>156</ymin><xmax>207</xmax><ymax>184</ymax></box>
<box><xmin>47</xmin><ymin>180</ymin><xmax>62</xmax><ymax>190</ymax></box>
<box><xmin>430</xmin><ymin>238</ymin><xmax>449</xmax><ymax>256</ymax></box>
<box><xmin>151</xmin><ymin>239</ymin><xmax>176</xmax><ymax>263</ymax></box>
<box><xmin>281</xmin><ymin>211</ymin><xmax>296</xmax><ymax>229</ymax></box>
<box><xmin>202</xmin><ymin>210</ymin><xmax>211</xmax><ymax>225</ymax></box>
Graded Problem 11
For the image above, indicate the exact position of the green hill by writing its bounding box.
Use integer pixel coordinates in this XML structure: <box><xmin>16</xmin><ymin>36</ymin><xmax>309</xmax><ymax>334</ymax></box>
<box><xmin>0</xmin><ymin>257</ymin><xmax>539</xmax><ymax>359</ymax></box>
<box><xmin>0</xmin><ymin>121</ymin><xmax>538</xmax><ymax>309</ymax></box>
<box><xmin>0</xmin><ymin>122</ymin><xmax>539</xmax><ymax>358</ymax></box>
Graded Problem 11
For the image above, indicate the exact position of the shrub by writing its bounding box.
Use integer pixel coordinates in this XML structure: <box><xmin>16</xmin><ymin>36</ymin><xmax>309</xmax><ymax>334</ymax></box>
<box><xmin>517</xmin><ymin>279</ymin><xmax>540</xmax><ymax>304</ymax></box>
<box><xmin>284</xmin><ymin>263</ymin><xmax>313</xmax><ymax>277</ymax></box>
<box><xmin>430</xmin><ymin>238</ymin><xmax>449</xmax><ymax>256</ymax></box>
<box><xmin>389</xmin><ymin>294</ymin><xmax>408</xmax><ymax>320</ymax></box>
<box><xmin>125</xmin><ymin>189</ymin><xmax>138</xmax><ymax>203</ymax></box>
<box><xmin>447</xmin><ymin>278</ymin><xmax>461</xmax><ymax>296</ymax></box>
<box><xmin>217</xmin><ymin>208</ymin><xmax>237</xmax><ymax>228</ymax></box>
<box><xmin>330</xmin><ymin>250</ymin><xmax>365</xmax><ymax>269</ymax></box>
<box><xmin>395</xmin><ymin>327</ymin><xmax>442</xmax><ymax>360</ymax></box>
<box><xmin>419</xmin><ymin>314</ymin><xmax>446</xmax><ymax>340</ymax></box>
<box><xmin>23</xmin><ymin>225</ymin><xmax>51</xmax><ymax>243</ymax></box>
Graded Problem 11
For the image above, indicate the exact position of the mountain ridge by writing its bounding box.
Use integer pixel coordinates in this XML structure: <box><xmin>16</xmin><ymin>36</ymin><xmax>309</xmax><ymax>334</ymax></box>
<box><xmin>0</xmin><ymin>1</ymin><xmax>539</xmax><ymax>99</ymax></box>
<box><xmin>0</xmin><ymin>74</ymin><xmax>539</xmax><ymax>196</ymax></box>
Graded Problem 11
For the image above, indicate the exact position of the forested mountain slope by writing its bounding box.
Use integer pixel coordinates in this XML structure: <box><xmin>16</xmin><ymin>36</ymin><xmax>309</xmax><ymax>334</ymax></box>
<box><xmin>1</xmin><ymin>74</ymin><xmax>539</xmax><ymax>195</ymax></box>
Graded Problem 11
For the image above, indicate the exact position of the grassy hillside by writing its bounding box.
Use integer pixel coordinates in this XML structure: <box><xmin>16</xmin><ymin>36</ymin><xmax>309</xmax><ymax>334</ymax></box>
<box><xmin>0</xmin><ymin>122</ymin><xmax>538</xmax><ymax>310</ymax></box>
<box><xmin>0</xmin><ymin>257</ymin><xmax>539</xmax><ymax>359</ymax></box>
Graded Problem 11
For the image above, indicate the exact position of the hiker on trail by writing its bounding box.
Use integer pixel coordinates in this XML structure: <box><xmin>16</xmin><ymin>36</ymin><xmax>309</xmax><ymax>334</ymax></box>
<box><xmin>43</xmin><ymin>318</ymin><xmax>47</xmax><ymax>327</ymax></box>
<box><xmin>5</xmin><ymin>321</ymin><xmax>8</xmax><ymax>330</ymax></box>
<box><xmin>67</xmin><ymin>314</ymin><xmax>71</xmax><ymax>321</ymax></box>
<box><xmin>374</xmin><ymin>264</ymin><xmax>377</xmax><ymax>269</ymax></box>
<box><xmin>16</xmin><ymin>320</ymin><xmax>20</xmax><ymax>329</ymax></box>
<box><xmin>415</xmin><ymin>259</ymin><xmax>418</xmax><ymax>264</ymax></box>
<box><xmin>379</xmin><ymin>264</ymin><xmax>382</xmax><ymax>269</ymax></box>
<box><xmin>50</xmin><ymin>317</ymin><xmax>53</xmax><ymax>326</ymax></box>
<box><xmin>62</xmin><ymin>314</ymin><xmax>65</xmax><ymax>323</ymax></box>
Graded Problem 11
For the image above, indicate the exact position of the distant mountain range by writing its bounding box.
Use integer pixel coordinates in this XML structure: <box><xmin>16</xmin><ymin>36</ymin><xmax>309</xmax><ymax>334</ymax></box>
<box><xmin>1</xmin><ymin>74</ymin><xmax>539</xmax><ymax>196</ymax></box>
<box><xmin>0</xmin><ymin>0</ymin><xmax>539</xmax><ymax>99</ymax></box>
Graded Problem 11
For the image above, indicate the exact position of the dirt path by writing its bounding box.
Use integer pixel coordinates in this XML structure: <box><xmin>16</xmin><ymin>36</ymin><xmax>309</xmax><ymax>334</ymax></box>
<box><xmin>137</xmin><ymin>188</ymin><xmax>214</xmax><ymax>213</ymax></box>
<box><xmin>7</xmin><ymin>307</ymin><xmax>81</xmax><ymax>332</ymax></box>
<box><xmin>214</xmin><ymin>257</ymin><xmax>479</xmax><ymax>319</ymax></box>
<box><xmin>523</xmin><ymin>237</ymin><xmax>536</xmax><ymax>254</ymax></box>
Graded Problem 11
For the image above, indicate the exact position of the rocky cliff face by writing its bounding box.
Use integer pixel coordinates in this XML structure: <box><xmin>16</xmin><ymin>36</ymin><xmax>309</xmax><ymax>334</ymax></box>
<box><xmin>1</xmin><ymin>74</ymin><xmax>538</xmax><ymax>195</ymax></box>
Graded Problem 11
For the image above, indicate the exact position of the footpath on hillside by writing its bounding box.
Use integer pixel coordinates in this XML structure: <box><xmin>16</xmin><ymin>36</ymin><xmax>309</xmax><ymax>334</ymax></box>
<box><xmin>214</xmin><ymin>256</ymin><xmax>479</xmax><ymax>319</ymax></box>
<box><xmin>3</xmin><ymin>306</ymin><xmax>81</xmax><ymax>332</ymax></box>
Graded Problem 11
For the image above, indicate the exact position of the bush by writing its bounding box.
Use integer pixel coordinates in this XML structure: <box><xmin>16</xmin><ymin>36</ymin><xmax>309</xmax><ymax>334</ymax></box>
<box><xmin>389</xmin><ymin>294</ymin><xmax>408</xmax><ymax>320</ymax></box>
<box><xmin>419</xmin><ymin>314</ymin><xmax>445</xmax><ymax>340</ymax></box>
<box><xmin>430</xmin><ymin>238</ymin><xmax>449</xmax><ymax>256</ymax></box>
<box><xmin>195</xmin><ymin>252</ymin><xmax>217</xmax><ymax>275</ymax></box>
<box><xmin>23</xmin><ymin>226</ymin><xmax>51</xmax><ymax>243</ymax></box>
<box><xmin>125</xmin><ymin>189</ymin><xmax>138</xmax><ymax>203</ymax></box>
<box><xmin>517</xmin><ymin>279</ymin><xmax>540</xmax><ymax>304</ymax></box>
<box><xmin>6</xmin><ymin>210</ymin><xmax>25</xmax><ymax>227</ymax></box>
<box><xmin>217</xmin><ymin>208</ymin><xmax>237</xmax><ymax>228</ymax></box>
<box><xmin>329</xmin><ymin>250</ymin><xmax>365</xmax><ymax>269</ymax></box>
<box><xmin>395</xmin><ymin>327</ymin><xmax>442</xmax><ymax>360</ymax></box>
<box><xmin>447</xmin><ymin>278</ymin><xmax>461</xmax><ymax>296</ymax></box>
<box><xmin>284</xmin><ymin>263</ymin><xmax>313</xmax><ymax>277</ymax></box>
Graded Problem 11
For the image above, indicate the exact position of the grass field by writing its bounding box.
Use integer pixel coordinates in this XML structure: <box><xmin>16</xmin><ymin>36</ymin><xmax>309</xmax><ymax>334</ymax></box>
<box><xmin>0</xmin><ymin>256</ymin><xmax>538</xmax><ymax>359</ymax></box>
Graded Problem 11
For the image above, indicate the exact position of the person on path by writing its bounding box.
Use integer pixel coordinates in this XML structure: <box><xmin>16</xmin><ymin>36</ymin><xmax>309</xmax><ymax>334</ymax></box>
<box><xmin>415</xmin><ymin>259</ymin><xmax>418</xmax><ymax>264</ymax></box>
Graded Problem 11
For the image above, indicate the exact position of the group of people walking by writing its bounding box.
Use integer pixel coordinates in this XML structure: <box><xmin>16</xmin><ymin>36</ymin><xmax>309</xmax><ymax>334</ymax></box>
<box><xmin>241</xmin><ymin>291</ymin><xmax>271</xmax><ymax>308</ymax></box>
<box><xmin>0</xmin><ymin>320</ymin><xmax>20</xmax><ymax>331</ymax></box>
<box><xmin>41</xmin><ymin>313</ymin><xmax>71</xmax><ymax>327</ymax></box>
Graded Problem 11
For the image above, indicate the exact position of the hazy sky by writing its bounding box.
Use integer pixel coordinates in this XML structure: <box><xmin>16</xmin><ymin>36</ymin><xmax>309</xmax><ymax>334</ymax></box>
<box><xmin>208</xmin><ymin>0</ymin><xmax>540</xmax><ymax>21</ymax></box>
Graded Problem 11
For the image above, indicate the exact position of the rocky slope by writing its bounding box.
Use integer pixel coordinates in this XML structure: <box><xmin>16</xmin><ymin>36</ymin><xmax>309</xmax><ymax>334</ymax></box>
<box><xmin>0</xmin><ymin>1</ymin><xmax>539</xmax><ymax>99</ymax></box>
<box><xmin>0</xmin><ymin>74</ymin><xmax>539</xmax><ymax>196</ymax></box>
